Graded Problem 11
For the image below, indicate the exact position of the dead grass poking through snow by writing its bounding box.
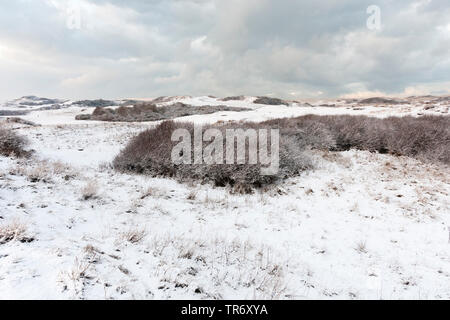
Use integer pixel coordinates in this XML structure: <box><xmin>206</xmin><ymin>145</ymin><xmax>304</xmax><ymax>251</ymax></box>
<box><xmin>140</xmin><ymin>186</ymin><xmax>167</xmax><ymax>199</ymax></box>
<box><xmin>68</xmin><ymin>258</ymin><xmax>91</xmax><ymax>282</ymax></box>
<box><xmin>147</xmin><ymin>235</ymin><xmax>289</xmax><ymax>299</ymax></box>
<box><xmin>58</xmin><ymin>257</ymin><xmax>93</xmax><ymax>298</ymax></box>
<box><xmin>186</xmin><ymin>190</ymin><xmax>197</xmax><ymax>200</ymax></box>
<box><xmin>10</xmin><ymin>159</ymin><xmax>77</xmax><ymax>183</ymax></box>
<box><xmin>0</xmin><ymin>220</ymin><xmax>34</xmax><ymax>244</ymax></box>
<box><xmin>11</xmin><ymin>162</ymin><xmax>52</xmax><ymax>183</ymax></box>
<box><xmin>121</xmin><ymin>228</ymin><xmax>147</xmax><ymax>244</ymax></box>
<box><xmin>355</xmin><ymin>241</ymin><xmax>368</xmax><ymax>254</ymax></box>
<box><xmin>81</xmin><ymin>180</ymin><xmax>99</xmax><ymax>200</ymax></box>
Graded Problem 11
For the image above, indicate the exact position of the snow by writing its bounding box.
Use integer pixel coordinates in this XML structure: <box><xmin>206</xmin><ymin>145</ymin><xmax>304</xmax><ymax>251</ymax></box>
<box><xmin>0</xmin><ymin>96</ymin><xmax>449</xmax><ymax>300</ymax></box>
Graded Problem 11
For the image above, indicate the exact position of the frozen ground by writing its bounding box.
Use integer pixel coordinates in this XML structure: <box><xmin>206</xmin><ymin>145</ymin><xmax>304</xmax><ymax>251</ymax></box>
<box><xmin>0</xmin><ymin>96</ymin><xmax>449</xmax><ymax>299</ymax></box>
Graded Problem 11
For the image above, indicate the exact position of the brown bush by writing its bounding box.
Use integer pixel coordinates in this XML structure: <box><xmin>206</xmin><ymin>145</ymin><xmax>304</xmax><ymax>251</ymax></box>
<box><xmin>0</xmin><ymin>124</ymin><xmax>30</xmax><ymax>158</ymax></box>
<box><xmin>254</xmin><ymin>97</ymin><xmax>289</xmax><ymax>106</ymax></box>
<box><xmin>76</xmin><ymin>103</ymin><xmax>250</xmax><ymax>122</ymax></box>
<box><xmin>113</xmin><ymin>121</ymin><xmax>315</xmax><ymax>189</ymax></box>
<box><xmin>221</xmin><ymin>96</ymin><xmax>246</xmax><ymax>101</ymax></box>
<box><xmin>262</xmin><ymin>115</ymin><xmax>449</xmax><ymax>164</ymax></box>
<box><xmin>113</xmin><ymin>115</ymin><xmax>449</xmax><ymax>190</ymax></box>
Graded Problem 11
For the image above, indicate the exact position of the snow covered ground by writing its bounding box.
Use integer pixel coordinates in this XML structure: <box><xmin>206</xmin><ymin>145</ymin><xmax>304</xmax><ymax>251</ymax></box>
<box><xmin>5</xmin><ymin>95</ymin><xmax>448</xmax><ymax>126</ymax></box>
<box><xmin>0</xmin><ymin>96</ymin><xmax>449</xmax><ymax>300</ymax></box>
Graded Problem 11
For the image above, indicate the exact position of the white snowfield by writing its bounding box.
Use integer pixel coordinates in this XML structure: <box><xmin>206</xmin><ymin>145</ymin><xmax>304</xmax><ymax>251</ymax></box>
<box><xmin>0</xmin><ymin>96</ymin><xmax>449</xmax><ymax>300</ymax></box>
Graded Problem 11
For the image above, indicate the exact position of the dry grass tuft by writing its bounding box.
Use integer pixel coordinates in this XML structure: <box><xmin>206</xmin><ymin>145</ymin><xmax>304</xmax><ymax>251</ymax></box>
<box><xmin>0</xmin><ymin>221</ymin><xmax>34</xmax><ymax>244</ymax></box>
<box><xmin>10</xmin><ymin>159</ymin><xmax>76</xmax><ymax>183</ymax></box>
<box><xmin>121</xmin><ymin>228</ymin><xmax>147</xmax><ymax>244</ymax></box>
<box><xmin>81</xmin><ymin>180</ymin><xmax>99</xmax><ymax>200</ymax></box>
<box><xmin>186</xmin><ymin>190</ymin><xmax>197</xmax><ymax>200</ymax></box>
<box><xmin>355</xmin><ymin>241</ymin><xmax>368</xmax><ymax>254</ymax></box>
<box><xmin>0</xmin><ymin>124</ymin><xmax>30</xmax><ymax>158</ymax></box>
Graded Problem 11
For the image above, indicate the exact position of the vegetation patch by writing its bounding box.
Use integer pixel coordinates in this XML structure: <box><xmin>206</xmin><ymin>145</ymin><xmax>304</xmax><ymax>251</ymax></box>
<box><xmin>114</xmin><ymin>115</ymin><xmax>449</xmax><ymax>191</ymax></box>
<box><xmin>113</xmin><ymin>121</ymin><xmax>318</xmax><ymax>190</ymax></box>
<box><xmin>0</xmin><ymin>123</ymin><xmax>30</xmax><ymax>158</ymax></box>
<box><xmin>76</xmin><ymin>102</ymin><xmax>251</xmax><ymax>122</ymax></box>
<box><xmin>263</xmin><ymin>115</ymin><xmax>449</xmax><ymax>164</ymax></box>
<box><xmin>253</xmin><ymin>97</ymin><xmax>289</xmax><ymax>106</ymax></box>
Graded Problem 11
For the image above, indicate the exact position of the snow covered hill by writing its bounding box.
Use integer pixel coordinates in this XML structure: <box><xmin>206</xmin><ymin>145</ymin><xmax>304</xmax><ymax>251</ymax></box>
<box><xmin>0</xmin><ymin>95</ymin><xmax>449</xmax><ymax>300</ymax></box>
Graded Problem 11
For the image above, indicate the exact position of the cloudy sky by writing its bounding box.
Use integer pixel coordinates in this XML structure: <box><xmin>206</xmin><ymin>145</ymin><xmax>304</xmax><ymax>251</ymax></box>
<box><xmin>0</xmin><ymin>0</ymin><xmax>449</xmax><ymax>100</ymax></box>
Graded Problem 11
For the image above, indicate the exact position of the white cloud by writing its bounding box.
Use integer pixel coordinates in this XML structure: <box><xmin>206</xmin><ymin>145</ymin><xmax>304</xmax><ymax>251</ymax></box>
<box><xmin>190</xmin><ymin>36</ymin><xmax>220</xmax><ymax>57</ymax></box>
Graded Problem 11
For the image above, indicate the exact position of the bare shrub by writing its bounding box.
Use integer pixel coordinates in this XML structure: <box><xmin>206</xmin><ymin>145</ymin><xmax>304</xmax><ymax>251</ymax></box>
<box><xmin>113</xmin><ymin>115</ymin><xmax>449</xmax><ymax>191</ymax></box>
<box><xmin>113</xmin><ymin>121</ymin><xmax>315</xmax><ymax>190</ymax></box>
<box><xmin>76</xmin><ymin>103</ymin><xmax>250</xmax><ymax>122</ymax></box>
<box><xmin>262</xmin><ymin>114</ymin><xmax>450</xmax><ymax>164</ymax></box>
<box><xmin>0</xmin><ymin>124</ymin><xmax>30</xmax><ymax>158</ymax></box>
<box><xmin>254</xmin><ymin>97</ymin><xmax>289</xmax><ymax>106</ymax></box>
<box><xmin>221</xmin><ymin>95</ymin><xmax>246</xmax><ymax>101</ymax></box>
<box><xmin>382</xmin><ymin>116</ymin><xmax>450</xmax><ymax>163</ymax></box>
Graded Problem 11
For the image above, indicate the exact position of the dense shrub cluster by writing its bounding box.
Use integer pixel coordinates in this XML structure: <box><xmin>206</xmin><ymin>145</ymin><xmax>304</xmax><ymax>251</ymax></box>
<box><xmin>221</xmin><ymin>96</ymin><xmax>246</xmax><ymax>101</ymax></box>
<box><xmin>0</xmin><ymin>110</ymin><xmax>28</xmax><ymax>116</ymax></box>
<box><xmin>76</xmin><ymin>103</ymin><xmax>251</xmax><ymax>122</ymax></box>
<box><xmin>358</xmin><ymin>97</ymin><xmax>405</xmax><ymax>105</ymax></box>
<box><xmin>73</xmin><ymin>99</ymin><xmax>118</xmax><ymax>107</ymax></box>
<box><xmin>114</xmin><ymin>115</ymin><xmax>449</xmax><ymax>190</ymax></box>
<box><xmin>113</xmin><ymin>121</ymin><xmax>316</xmax><ymax>190</ymax></box>
<box><xmin>0</xmin><ymin>124</ymin><xmax>29</xmax><ymax>158</ymax></box>
<box><xmin>253</xmin><ymin>97</ymin><xmax>289</xmax><ymax>106</ymax></box>
<box><xmin>263</xmin><ymin>115</ymin><xmax>449</xmax><ymax>164</ymax></box>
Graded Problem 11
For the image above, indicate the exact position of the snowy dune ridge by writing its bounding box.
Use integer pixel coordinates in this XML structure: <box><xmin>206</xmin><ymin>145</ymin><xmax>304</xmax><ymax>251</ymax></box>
<box><xmin>0</xmin><ymin>94</ymin><xmax>448</xmax><ymax>125</ymax></box>
<box><xmin>0</xmin><ymin>95</ymin><xmax>449</xmax><ymax>300</ymax></box>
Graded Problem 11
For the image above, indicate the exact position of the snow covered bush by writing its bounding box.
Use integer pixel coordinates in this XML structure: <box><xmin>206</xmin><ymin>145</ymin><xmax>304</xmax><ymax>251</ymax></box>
<box><xmin>381</xmin><ymin>115</ymin><xmax>450</xmax><ymax>164</ymax></box>
<box><xmin>113</xmin><ymin>121</ymin><xmax>316</xmax><ymax>191</ymax></box>
<box><xmin>114</xmin><ymin>115</ymin><xmax>449</xmax><ymax>191</ymax></box>
<box><xmin>76</xmin><ymin>103</ymin><xmax>250</xmax><ymax>122</ymax></box>
<box><xmin>0</xmin><ymin>123</ymin><xmax>29</xmax><ymax>158</ymax></box>
<box><xmin>253</xmin><ymin>96</ymin><xmax>289</xmax><ymax>106</ymax></box>
<box><xmin>262</xmin><ymin>115</ymin><xmax>450</xmax><ymax>164</ymax></box>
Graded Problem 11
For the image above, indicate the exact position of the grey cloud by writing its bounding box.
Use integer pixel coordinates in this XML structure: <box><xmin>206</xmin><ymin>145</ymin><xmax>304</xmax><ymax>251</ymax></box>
<box><xmin>0</xmin><ymin>0</ymin><xmax>449</xmax><ymax>100</ymax></box>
